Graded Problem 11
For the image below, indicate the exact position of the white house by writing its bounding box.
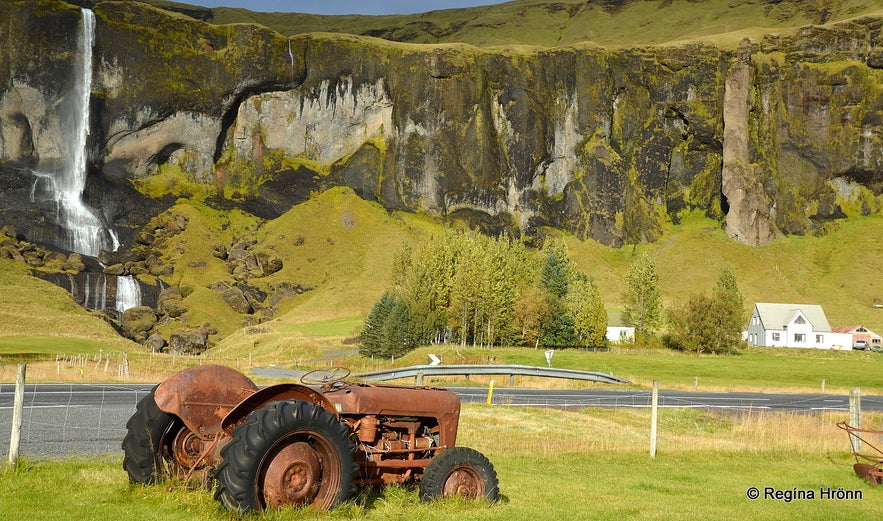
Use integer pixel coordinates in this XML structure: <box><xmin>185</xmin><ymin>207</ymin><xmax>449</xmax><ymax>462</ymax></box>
<box><xmin>746</xmin><ymin>303</ymin><xmax>853</xmax><ymax>350</ymax></box>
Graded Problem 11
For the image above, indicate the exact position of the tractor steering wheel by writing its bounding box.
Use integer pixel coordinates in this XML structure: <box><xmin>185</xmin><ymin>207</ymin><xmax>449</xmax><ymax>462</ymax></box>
<box><xmin>299</xmin><ymin>367</ymin><xmax>352</xmax><ymax>386</ymax></box>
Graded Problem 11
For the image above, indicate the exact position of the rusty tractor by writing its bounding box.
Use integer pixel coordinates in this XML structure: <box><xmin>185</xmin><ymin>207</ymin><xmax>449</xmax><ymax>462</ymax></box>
<box><xmin>122</xmin><ymin>365</ymin><xmax>499</xmax><ymax>512</ymax></box>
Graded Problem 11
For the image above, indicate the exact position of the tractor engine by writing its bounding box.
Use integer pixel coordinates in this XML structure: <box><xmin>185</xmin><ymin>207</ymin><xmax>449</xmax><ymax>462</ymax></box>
<box><xmin>323</xmin><ymin>383</ymin><xmax>461</xmax><ymax>486</ymax></box>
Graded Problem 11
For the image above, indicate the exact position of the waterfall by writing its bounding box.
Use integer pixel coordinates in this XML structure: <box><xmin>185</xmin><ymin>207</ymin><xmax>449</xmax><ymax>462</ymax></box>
<box><xmin>37</xmin><ymin>8</ymin><xmax>118</xmax><ymax>257</ymax></box>
<box><xmin>288</xmin><ymin>37</ymin><xmax>295</xmax><ymax>79</ymax></box>
<box><xmin>115</xmin><ymin>276</ymin><xmax>142</xmax><ymax>313</ymax></box>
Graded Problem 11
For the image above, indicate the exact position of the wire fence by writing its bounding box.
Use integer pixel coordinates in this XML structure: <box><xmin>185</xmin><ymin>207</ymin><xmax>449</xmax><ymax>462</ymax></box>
<box><xmin>0</xmin><ymin>380</ymin><xmax>152</xmax><ymax>459</ymax></box>
<box><xmin>0</xmin><ymin>351</ymin><xmax>318</xmax><ymax>462</ymax></box>
<box><xmin>2</xmin><ymin>357</ymin><xmax>880</xmax><ymax>461</ymax></box>
<box><xmin>0</xmin><ymin>351</ymin><xmax>255</xmax><ymax>384</ymax></box>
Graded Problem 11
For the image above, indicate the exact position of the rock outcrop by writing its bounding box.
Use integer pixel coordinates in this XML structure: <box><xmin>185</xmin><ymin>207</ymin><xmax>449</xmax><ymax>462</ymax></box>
<box><xmin>0</xmin><ymin>0</ymin><xmax>881</xmax><ymax>252</ymax></box>
<box><xmin>721</xmin><ymin>40</ymin><xmax>778</xmax><ymax>246</ymax></box>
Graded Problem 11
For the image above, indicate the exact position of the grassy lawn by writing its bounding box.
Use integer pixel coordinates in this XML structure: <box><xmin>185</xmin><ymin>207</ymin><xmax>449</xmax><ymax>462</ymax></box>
<box><xmin>0</xmin><ymin>336</ymin><xmax>108</xmax><ymax>356</ymax></box>
<box><xmin>2</xmin><ymin>406</ymin><xmax>881</xmax><ymax>520</ymax></box>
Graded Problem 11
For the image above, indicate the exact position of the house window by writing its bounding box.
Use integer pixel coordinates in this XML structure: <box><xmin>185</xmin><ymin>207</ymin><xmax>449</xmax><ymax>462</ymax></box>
<box><xmin>772</xmin><ymin>333</ymin><xmax>780</xmax><ymax>342</ymax></box>
<box><xmin>816</xmin><ymin>334</ymin><xmax>824</xmax><ymax>343</ymax></box>
<box><xmin>794</xmin><ymin>334</ymin><xmax>805</xmax><ymax>342</ymax></box>
<box><xmin>795</xmin><ymin>316</ymin><xmax>806</xmax><ymax>324</ymax></box>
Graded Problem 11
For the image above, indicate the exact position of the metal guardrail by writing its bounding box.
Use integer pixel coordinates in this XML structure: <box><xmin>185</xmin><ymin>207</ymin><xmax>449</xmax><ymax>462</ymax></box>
<box><xmin>355</xmin><ymin>364</ymin><xmax>630</xmax><ymax>385</ymax></box>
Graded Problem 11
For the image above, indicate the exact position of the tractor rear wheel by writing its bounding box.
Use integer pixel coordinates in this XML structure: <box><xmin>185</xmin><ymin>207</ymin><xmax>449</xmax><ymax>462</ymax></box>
<box><xmin>214</xmin><ymin>400</ymin><xmax>357</xmax><ymax>512</ymax></box>
<box><xmin>122</xmin><ymin>388</ymin><xmax>186</xmax><ymax>484</ymax></box>
<box><xmin>419</xmin><ymin>446</ymin><xmax>499</xmax><ymax>502</ymax></box>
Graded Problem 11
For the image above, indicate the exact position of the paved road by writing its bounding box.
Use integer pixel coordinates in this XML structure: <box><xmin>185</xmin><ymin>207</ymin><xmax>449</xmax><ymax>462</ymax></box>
<box><xmin>1</xmin><ymin>383</ymin><xmax>880</xmax><ymax>458</ymax></box>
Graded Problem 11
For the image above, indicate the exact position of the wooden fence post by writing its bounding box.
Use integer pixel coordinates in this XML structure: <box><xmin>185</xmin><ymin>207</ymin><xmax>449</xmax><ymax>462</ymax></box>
<box><xmin>8</xmin><ymin>363</ymin><xmax>26</xmax><ymax>467</ymax></box>
<box><xmin>849</xmin><ymin>387</ymin><xmax>861</xmax><ymax>453</ymax></box>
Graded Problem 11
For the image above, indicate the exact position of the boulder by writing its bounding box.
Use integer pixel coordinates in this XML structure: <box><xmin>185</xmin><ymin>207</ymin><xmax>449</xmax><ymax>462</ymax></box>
<box><xmin>144</xmin><ymin>333</ymin><xmax>166</xmax><ymax>353</ymax></box>
<box><xmin>220</xmin><ymin>286</ymin><xmax>253</xmax><ymax>314</ymax></box>
<box><xmin>167</xmin><ymin>323</ymin><xmax>216</xmax><ymax>355</ymax></box>
<box><xmin>122</xmin><ymin>306</ymin><xmax>157</xmax><ymax>342</ymax></box>
<box><xmin>157</xmin><ymin>286</ymin><xmax>188</xmax><ymax>318</ymax></box>
<box><xmin>62</xmin><ymin>253</ymin><xmax>85</xmax><ymax>272</ymax></box>
<box><xmin>168</xmin><ymin>327</ymin><xmax>209</xmax><ymax>355</ymax></box>
<box><xmin>104</xmin><ymin>263</ymin><xmax>126</xmax><ymax>276</ymax></box>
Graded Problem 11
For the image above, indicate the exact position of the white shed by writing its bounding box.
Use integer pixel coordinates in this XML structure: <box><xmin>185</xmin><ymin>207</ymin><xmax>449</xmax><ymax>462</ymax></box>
<box><xmin>605</xmin><ymin>311</ymin><xmax>635</xmax><ymax>344</ymax></box>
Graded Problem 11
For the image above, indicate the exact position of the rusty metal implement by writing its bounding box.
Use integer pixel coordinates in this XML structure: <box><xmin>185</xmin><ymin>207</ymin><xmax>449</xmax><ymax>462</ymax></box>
<box><xmin>837</xmin><ymin>421</ymin><xmax>883</xmax><ymax>485</ymax></box>
<box><xmin>122</xmin><ymin>365</ymin><xmax>499</xmax><ymax>512</ymax></box>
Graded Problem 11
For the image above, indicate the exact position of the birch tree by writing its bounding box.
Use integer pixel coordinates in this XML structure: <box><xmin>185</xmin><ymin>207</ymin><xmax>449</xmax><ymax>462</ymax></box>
<box><xmin>622</xmin><ymin>252</ymin><xmax>663</xmax><ymax>334</ymax></box>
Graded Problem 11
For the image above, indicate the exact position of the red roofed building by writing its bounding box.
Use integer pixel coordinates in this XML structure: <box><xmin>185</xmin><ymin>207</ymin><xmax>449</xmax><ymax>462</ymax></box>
<box><xmin>831</xmin><ymin>325</ymin><xmax>882</xmax><ymax>350</ymax></box>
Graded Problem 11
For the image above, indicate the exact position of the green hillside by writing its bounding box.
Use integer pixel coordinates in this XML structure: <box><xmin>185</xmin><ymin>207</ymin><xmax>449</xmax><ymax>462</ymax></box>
<box><xmin>154</xmin><ymin>0</ymin><xmax>883</xmax><ymax>48</ymax></box>
<box><xmin>2</xmin><ymin>188</ymin><xmax>881</xmax><ymax>360</ymax></box>
<box><xmin>0</xmin><ymin>260</ymin><xmax>138</xmax><ymax>354</ymax></box>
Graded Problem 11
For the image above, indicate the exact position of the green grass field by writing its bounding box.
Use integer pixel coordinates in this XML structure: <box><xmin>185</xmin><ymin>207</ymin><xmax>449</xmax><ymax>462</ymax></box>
<box><xmin>3</xmin><ymin>405</ymin><xmax>882</xmax><ymax>520</ymax></box>
<box><xmin>383</xmin><ymin>344</ymin><xmax>883</xmax><ymax>394</ymax></box>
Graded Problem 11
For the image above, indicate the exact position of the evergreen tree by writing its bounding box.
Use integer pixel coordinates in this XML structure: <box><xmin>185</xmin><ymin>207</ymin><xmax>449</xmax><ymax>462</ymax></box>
<box><xmin>380</xmin><ymin>298</ymin><xmax>414</xmax><ymax>358</ymax></box>
<box><xmin>366</xmin><ymin>228</ymin><xmax>607</xmax><ymax>352</ymax></box>
<box><xmin>360</xmin><ymin>292</ymin><xmax>396</xmax><ymax>357</ymax></box>
<box><xmin>361</xmin><ymin>292</ymin><xmax>417</xmax><ymax>358</ymax></box>
<box><xmin>622</xmin><ymin>252</ymin><xmax>663</xmax><ymax>334</ymax></box>
<box><xmin>540</xmin><ymin>251</ymin><xmax>568</xmax><ymax>298</ymax></box>
<box><xmin>539</xmin><ymin>294</ymin><xmax>576</xmax><ymax>347</ymax></box>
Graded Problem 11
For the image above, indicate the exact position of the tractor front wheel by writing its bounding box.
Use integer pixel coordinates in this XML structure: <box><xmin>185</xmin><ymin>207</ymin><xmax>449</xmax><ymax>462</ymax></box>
<box><xmin>419</xmin><ymin>446</ymin><xmax>499</xmax><ymax>502</ymax></box>
<box><xmin>122</xmin><ymin>388</ymin><xmax>186</xmax><ymax>484</ymax></box>
<box><xmin>214</xmin><ymin>400</ymin><xmax>357</xmax><ymax>512</ymax></box>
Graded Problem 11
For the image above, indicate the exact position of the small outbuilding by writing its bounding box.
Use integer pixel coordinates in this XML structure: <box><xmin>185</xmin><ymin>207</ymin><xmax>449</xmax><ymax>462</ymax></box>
<box><xmin>746</xmin><ymin>303</ymin><xmax>853</xmax><ymax>350</ymax></box>
<box><xmin>605</xmin><ymin>311</ymin><xmax>635</xmax><ymax>344</ymax></box>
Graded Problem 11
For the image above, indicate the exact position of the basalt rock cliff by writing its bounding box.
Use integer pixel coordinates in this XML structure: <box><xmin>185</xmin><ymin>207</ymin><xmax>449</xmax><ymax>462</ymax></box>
<box><xmin>1</xmin><ymin>0</ymin><xmax>882</xmax><ymax>257</ymax></box>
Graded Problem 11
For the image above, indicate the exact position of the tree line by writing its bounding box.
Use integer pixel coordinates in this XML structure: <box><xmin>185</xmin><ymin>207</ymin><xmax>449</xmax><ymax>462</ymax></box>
<box><xmin>360</xmin><ymin>230</ymin><xmax>746</xmax><ymax>358</ymax></box>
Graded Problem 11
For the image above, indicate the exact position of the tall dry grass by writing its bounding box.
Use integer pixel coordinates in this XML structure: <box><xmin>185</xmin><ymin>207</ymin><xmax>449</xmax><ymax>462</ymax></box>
<box><xmin>458</xmin><ymin>405</ymin><xmax>880</xmax><ymax>457</ymax></box>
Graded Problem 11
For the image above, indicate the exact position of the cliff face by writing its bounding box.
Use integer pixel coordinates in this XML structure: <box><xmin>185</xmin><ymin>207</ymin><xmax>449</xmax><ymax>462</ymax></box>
<box><xmin>1</xmin><ymin>1</ymin><xmax>882</xmax><ymax>251</ymax></box>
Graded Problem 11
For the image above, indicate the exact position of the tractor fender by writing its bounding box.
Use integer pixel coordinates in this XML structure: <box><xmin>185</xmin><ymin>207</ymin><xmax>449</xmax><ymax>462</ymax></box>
<box><xmin>153</xmin><ymin>364</ymin><xmax>259</xmax><ymax>439</ymax></box>
<box><xmin>220</xmin><ymin>384</ymin><xmax>337</xmax><ymax>434</ymax></box>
